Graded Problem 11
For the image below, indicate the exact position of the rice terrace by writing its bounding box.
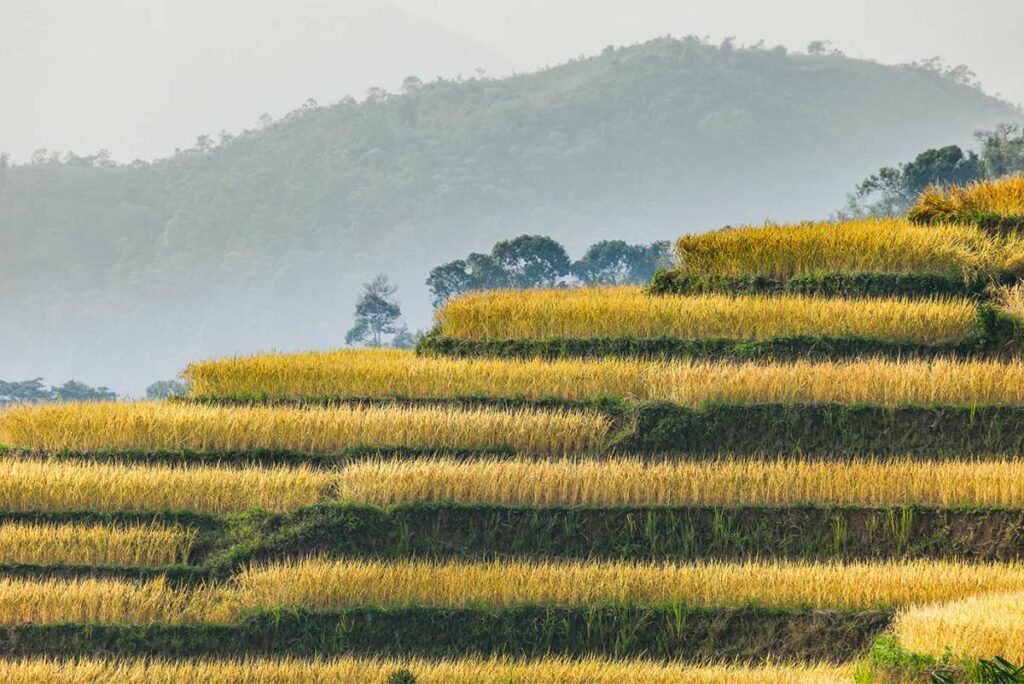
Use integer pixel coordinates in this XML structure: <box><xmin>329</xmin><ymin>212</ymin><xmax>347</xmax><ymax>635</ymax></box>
<box><xmin>1</xmin><ymin>176</ymin><xmax>1024</xmax><ymax>682</ymax></box>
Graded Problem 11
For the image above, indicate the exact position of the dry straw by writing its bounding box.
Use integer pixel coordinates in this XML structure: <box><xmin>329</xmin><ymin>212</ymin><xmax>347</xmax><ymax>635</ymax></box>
<box><xmin>234</xmin><ymin>558</ymin><xmax>1024</xmax><ymax>611</ymax></box>
<box><xmin>0</xmin><ymin>522</ymin><xmax>196</xmax><ymax>566</ymax></box>
<box><xmin>911</xmin><ymin>175</ymin><xmax>1024</xmax><ymax>222</ymax></box>
<box><xmin>0</xmin><ymin>401</ymin><xmax>608</xmax><ymax>456</ymax></box>
<box><xmin>673</xmin><ymin>217</ymin><xmax>1023</xmax><ymax>279</ymax></box>
<box><xmin>0</xmin><ymin>656</ymin><xmax>853</xmax><ymax>684</ymax></box>
<box><xmin>188</xmin><ymin>349</ymin><xmax>1024</xmax><ymax>406</ymax></box>
<box><xmin>0</xmin><ymin>457</ymin><xmax>330</xmax><ymax>514</ymax></box>
<box><xmin>434</xmin><ymin>286</ymin><xmax>978</xmax><ymax>342</ymax></box>
<box><xmin>335</xmin><ymin>456</ymin><xmax>1024</xmax><ymax>508</ymax></box>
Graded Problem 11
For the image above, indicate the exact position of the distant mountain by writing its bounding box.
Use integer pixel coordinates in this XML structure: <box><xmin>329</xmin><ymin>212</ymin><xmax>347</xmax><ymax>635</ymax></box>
<box><xmin>1</xmin><ymin>37</ymin><xmax>1019</xmax><ymax>392</ymax></box>
<box><xmin>0</xmin><ymin>0</ymin><xmax>514</xmax><ymax>160</ymax></box>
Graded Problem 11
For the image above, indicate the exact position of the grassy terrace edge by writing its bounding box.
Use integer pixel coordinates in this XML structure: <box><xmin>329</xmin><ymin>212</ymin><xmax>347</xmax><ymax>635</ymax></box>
<box><xmin>647</xmin><ymin>270</ymin><xmax>1017</xmax><ymax>299</ymax></box>
<box><xmin>176</xmin><ymin>399</ymin><xmax>1024</xmax><ymax>457</ymax></box>
<box><xmin>416</xmin><ymin>306</ymin><xmax>1020</xmax><ymax>361</ymax></box>
<box><xmin>0</xmin><ymin>606</ymin><xmax>890</xmax><ymax>661</ymax></box>
<box><xmin>0</xmin><ymin>505</ymin><xmax>1023</xmax><ymax>577</ymax></box>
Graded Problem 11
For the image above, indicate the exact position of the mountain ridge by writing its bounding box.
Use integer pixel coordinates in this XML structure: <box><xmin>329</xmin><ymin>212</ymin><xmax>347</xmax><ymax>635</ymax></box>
<box><xmin>1</xmin><ymin>36</ymin><xmax>1019</xmax><ymax>392</ymax></box>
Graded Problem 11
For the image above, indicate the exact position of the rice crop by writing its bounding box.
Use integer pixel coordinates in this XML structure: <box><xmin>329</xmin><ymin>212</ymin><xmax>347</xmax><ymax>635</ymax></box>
<box><xmin>0</xmin><ymin>522</ymin><xmax>196</xmax><ymax>566</ymax></box>
<box><xmin>434</xmin><ymin>287</ymin><xmax>978</xmax><ymax>343</ymax></box>
<box><xmin>0</xmin><ymin>576</ymin><xmax>228</xmax><ymax>625</ymax></box>
<box><xmin>0</xmin><ymin>656</ymin><xmax>853</xmax><ymax>683</ymax></box>
<box><xmin>672</xmin><ymin>217</ymin><xmax>1023</xmax><ymax>279</ymax></box>
<box><xmin>186</xmin><ymin>349</ymin><xmax>1024</xmax><ymax>406</ymax></box>
<box><xmin>234</xmin><ymin>558</ymin><xmax>1024</xmax><ymax>611</ymax></box>
<box><xmin>911</xmin><ymin>175</ymin><xmax>1024</xmax><ymax>222</ymax></box>
<box><xmin>893</xmin><ymin>590</ymin><xmax>1024</xmax><ymax>662</ymax></box>
<box><xmin>0</xmin><ymin>457</ymin><xmax>330</xmax><ymax>514</ymax></box>
<box><xmin>0</xmin><ymin>401</ymin><xmax>607</xmax><ymax>456</ymax></box>
<box><xmin>334</xmin><ymin>456</ymin><xmax>1024</xmax><ymax>508</ymax></box>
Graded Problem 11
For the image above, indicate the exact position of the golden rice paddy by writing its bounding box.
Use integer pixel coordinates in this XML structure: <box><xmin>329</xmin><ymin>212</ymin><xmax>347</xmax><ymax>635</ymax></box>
<box><xmin>186</xmin><ymin>349</ymin><xmax>1024</xmax><ymax>406</ymax></box>
<box><xmin>0</xmin><ymin>401</ymin><xmax>608</xmax><ymax>456</ymax></box>
<box><xmin>0</xmin><ymin>656</ymin><xmax>853</xmax><ymax>684</ymax></box>
<box><xmin>0</xmin><ymin>576</ymin><xmax>228</xmax><ymax>625</ymax></box>
<box><xmin>672</xmin><ymin>217</ymin><xmax>1023</xmax><ymax>279</ymax></box>
<box><xmin>0</xmin><ymin>458</ymin><xmax>329</xmax><ymax>514</ymax></box>
<box><xmin>0</xmin><ymin>522</ymin><xmax>195</xmax><ymax>566</ymax></box>
<box><xmin>233</xmin><ymin>558</ymin><xmax>1024</xmax><ymax>611</ymax></box>
<box><xmin>893</xmin><ymin>590</ymin><xmax>1024</xmax><ymax>662</ymax></box>
<box><xmin>911</xmin><ymin>175</ymin><xmax>1024</xmax><ymax>222</ymax></box>
<box><xmin>334</xmin><ymin>457</ymin><xmax>1024</xmax><ymax>508</ymax></box>
<box><xmin>433</xmin><ymin>287</ymin><xmax>978</xmax><ymax>342</ymax></box>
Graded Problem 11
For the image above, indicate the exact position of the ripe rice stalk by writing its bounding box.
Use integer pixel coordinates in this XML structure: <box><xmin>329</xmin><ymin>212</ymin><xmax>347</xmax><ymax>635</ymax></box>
<box><xmin>234</xmin><ymin>558</ymin><xmax>1024</xmax><ymax>611</ymax></box>
<box><xmin>893</xmin><ymin>590</ymin><xmax>1024</xmax><ymax>662</ymax></box>
<box><xmin>0</xmin><ymin>457</ymin><xmax>331</xmax><ymax>514</ymax></box>
<box><xmin>911</xmin><ymin>175</ymin><xmax>1024</xmax><ymax>222</ymax></box>
<box><xmin>187</xmin><ymin>350</ymin><xmax>1024</xmax><ymax>406</ymax></box>
<box><xmin>673</xmin><ymin>218</ymin><xmax>1023</xmax><ymax>279</ymax></box>
<box><xmin>334</xmin><ymin>456</ymin><xmax>1024</xmax><ymax>508</ymax></box>
<box><xmin>0</xmin><ymin>402</ymin><xmax>608</xmax><ymax>456</ymax></box>
<box><xmin>992</xmin><ymin>281</ymin><xmax>1024</xmax><ymax>322</ymax></box>
<box><xmin>434</xmin><ymin>287</ymin><xmax>978</xmax><ymax>343</ymax></box>
<box><xmin>0</xmin><ymin>656</ymin><xmax>853</xmax><ymax>684</ymax></box>
<box><xmin>0</xmin><ymin>576</ymin><xmax>230</xmax><ymax>625</ymax></box>
<box><xmin>0</xmin><ymin>522</ymin><xmax>196</xmax><ymax>566</ymax></box>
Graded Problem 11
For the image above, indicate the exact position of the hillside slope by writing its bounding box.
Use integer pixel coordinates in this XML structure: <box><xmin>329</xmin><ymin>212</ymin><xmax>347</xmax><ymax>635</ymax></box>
<box><xmin>1</xmin><ymin>37</ymin><xmax>1019</xmax><ymax>392</ymax></box>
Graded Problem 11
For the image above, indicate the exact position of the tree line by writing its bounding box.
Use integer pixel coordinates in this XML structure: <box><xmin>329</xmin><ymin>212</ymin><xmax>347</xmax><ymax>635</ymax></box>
<box><xmin>345</xmin><ymin>235</ymin><xmax>670</xmax><ymax>348</ymax></box>
<box><xmin>0</xmin><ymin>378</ymin><xmax>187</xmax><ymax>405</ymax></box>
<box><xmin>426</xmin><ymin>235</ymin><xmax>670</xmax><ymax>307</ymax></box>
<box><xmin>841</xmin><ymin>125</ymin><xmax>1024</xmax><ymax>217</ymax></box>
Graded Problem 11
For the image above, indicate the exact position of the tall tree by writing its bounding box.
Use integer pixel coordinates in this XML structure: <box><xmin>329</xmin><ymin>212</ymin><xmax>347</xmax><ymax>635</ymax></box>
<box><xmin>841</xmin><ymin>145</ymin><xmax>983</xmax><ymax>217</ymax></box>
<box><xmin>51</xmin><ymin>380</ymin><xmax>117</xmax><ymax>402</ymax></box>
<box><xmin>491</xmin><ymin>235</ymin><xmax>571</xmax><ymax>288</ymax></box>
<box><xmin>145</xmin><ymin>380</ymin><xmax>188</xmax><ymax>399</ymax></box>
<box><xmin>977</xmin><ymin>125</ymin><xmax>1024</xmax><ymax>179</ymax></box>
<box><xmin>574</xmin><ymin>240</ymin><xmax>670</xmax><ymax>284</ymax></box>
<box><xmin>345</xmin><ymin>274</ymin><xmax>404</xmax><ymax>347</ymax></box>
<box><xmin>0</xmin><ymin>378</ymin><xmax>50</xmax><ymax>405</ymax></box>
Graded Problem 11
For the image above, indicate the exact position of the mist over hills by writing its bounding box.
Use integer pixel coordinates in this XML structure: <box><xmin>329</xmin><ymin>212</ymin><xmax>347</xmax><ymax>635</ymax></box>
<box><xmin>1</xmin><ymin>36</ymin><xmax>1019</xmax><ymax>393</ymax></box>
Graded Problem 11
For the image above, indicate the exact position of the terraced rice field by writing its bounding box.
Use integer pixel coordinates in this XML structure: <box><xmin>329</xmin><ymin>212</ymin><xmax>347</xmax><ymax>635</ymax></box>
<box><xmin>432</xmin><ymin>287</ymin><xmax>980</xmax><ymax>342</ymax></box>
<box><xmin>673</xmin><ymin>217</ymin><xmax>1024</xmax><ymax>279</ymax></box>
<box><xmin>5</xmin><ymin>179</ymin><xmax>1024</xmax><ymax>680</ymax></box>
<box><xmin>187</xmin><ymin>349</ymin><xmax>1024</xmax><ymax>405</ymax></box>
<box><xmin>911</xmin><ymin>175</ymin><xmax>1024</xmax><ymax>224</ymax></box>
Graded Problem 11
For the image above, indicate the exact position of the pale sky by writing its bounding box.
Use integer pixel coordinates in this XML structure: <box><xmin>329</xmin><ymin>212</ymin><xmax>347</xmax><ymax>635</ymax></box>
<box><xmin>2</xmin><ymin>0</ymin><xmax>1022</xmax><ymax>161</ymax></box>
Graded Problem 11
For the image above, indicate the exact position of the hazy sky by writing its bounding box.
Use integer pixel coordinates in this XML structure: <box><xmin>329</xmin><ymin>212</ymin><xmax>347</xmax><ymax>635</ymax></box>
<box><xmin>3</xmin><ymin>0</ymin><xmax>1022</xmax><ymax>161</ymax></box>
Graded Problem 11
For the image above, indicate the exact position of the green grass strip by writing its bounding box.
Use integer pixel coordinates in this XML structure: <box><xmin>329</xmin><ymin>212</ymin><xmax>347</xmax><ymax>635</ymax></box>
<box><xmin>0</xmin><ymin>606</ymin><xmax>890</xmax><ymax>661</ymax></box>
<box><xmin>647</xmin><ymin>270</ymin><xmax>1011</xmax><ymax>299</ymax></box>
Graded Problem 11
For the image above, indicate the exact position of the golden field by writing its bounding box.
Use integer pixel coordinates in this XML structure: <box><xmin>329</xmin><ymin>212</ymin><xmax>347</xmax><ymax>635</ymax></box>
<box><xmin>433</xmin><ymin>287</ymin><xmax>978</xmax><ymax>342</ymax></box>
<box><xmin>5</xmin><ymin>454</ymin><xmax>1024</xmax><ymax>512</ymax></box>
<box><xmin>672</xmin><ymin>217</ymin><xmax>1023</xmax><ymax>279</ymax></box>
<box><xmin>0</xmin><ymin>401</ymin><xmax>607</xmax><ymax>456</ymax></box>
<box><xmin>233</xmin><ymin>558</ymin><xmax>1024</xmax><ymax>611</ymax></box>
<box><xmin>186</xmin><ymin>349</ymin><xmax>1024</xmax><ymax>406</ymax></box>
<box><xmin>0</xmin><ymin>656</ymin><xmax>852</xmax><ymax>684</ymax></box>
<box><xmin>0</xmin><ymin>458</ymin><xmax>329</xmax><ymax>514</ymax></box>
<box><xmin>0</xmin><ymin>576</ymin><xmax>228</xmax><ymax>624</ymax></box>
<box><xmin>0</xmin><ymin>522</ymin><xmax>195</xmax><ymax>566</ymax></box>
<box><xmin>892</xmin><ymin>590</ymin><xmax>1024</xmax><ymax>662</ymax></box>
<box><xmin>0</xmin><ymin>558</ymin><xmax>1020</xmax><ymax>634</ymax></box>
<box><xmin>334</xmin><ymin>456</ymin><xmax>1024</xmax><ymax>508</ymax></box>
<box><xmin>911</xmin><ymin>175</ymin><xmax>1024</xmax><ymax>222</ymax></box>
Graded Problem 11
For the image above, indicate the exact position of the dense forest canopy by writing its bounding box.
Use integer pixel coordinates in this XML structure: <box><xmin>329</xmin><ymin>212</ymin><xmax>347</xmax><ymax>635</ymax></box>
<box><xmin>1</xmin><ymin>36</ymin><xmax>1019</xmax><ymax>393</ymax></box>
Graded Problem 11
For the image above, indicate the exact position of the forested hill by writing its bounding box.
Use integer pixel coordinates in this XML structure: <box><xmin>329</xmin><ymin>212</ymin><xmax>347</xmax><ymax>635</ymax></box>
<box><xmin>1</xmin><ymin>37</ymin><xmax>1019</xmax><ymax>392</ymax></box>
